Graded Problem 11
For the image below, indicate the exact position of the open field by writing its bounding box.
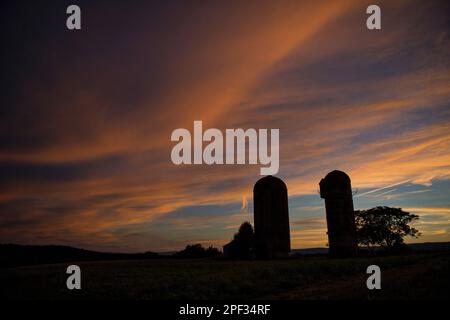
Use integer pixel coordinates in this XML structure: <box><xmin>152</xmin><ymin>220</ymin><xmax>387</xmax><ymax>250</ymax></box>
<box><xmin>1</xmin><ymin>252</ymin><xmax>449</xmax><ymax>300</ymax></box>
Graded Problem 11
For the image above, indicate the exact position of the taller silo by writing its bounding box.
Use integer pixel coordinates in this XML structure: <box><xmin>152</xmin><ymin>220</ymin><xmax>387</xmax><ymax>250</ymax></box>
<box><xmin>319</xmin><ymin>170</ymin><xmax>357</xmax><ymax>257</ymax></box>
<box><xmin>253</xmin><ymin>175</ymin><xmax>290</xmax><ymax>259</ymax></box>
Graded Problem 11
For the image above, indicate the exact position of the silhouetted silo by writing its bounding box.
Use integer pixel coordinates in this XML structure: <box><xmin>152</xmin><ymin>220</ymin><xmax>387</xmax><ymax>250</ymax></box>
<box><xmin>253</xmin><ymin>175</ymin><xmax>290</xmax><ymax>259</ymax></box>
<box><xmin>319</xmin><ymin>170</ymin><xmax>357</xmax><ymax>257</ymax></box>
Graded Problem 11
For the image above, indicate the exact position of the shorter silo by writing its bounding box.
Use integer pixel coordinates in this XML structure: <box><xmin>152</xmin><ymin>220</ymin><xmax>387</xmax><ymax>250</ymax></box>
<box><xmin>319</xmin><ymin>170</ymin><xmax>357</xmax><ymax>257</ymax></box>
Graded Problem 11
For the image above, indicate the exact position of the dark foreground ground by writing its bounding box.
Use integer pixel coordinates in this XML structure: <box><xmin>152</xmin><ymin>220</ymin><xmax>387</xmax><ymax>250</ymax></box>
<box><xmin>1</xmin><ymin>252</ymin><xmax>449</xmax><ymax>300</ymax></box>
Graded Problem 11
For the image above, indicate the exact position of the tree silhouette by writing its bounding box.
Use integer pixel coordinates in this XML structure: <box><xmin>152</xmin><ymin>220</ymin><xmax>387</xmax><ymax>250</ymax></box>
<box><xmin>224</xmin><ymin>222</ymin><xmax>255</xmax><ymax>259</ymax></box>
<box><xmin>234</xmin><ymin>222</ymin><xmax>255</xmax><ymax>257</ymax></box>
<box><xmin>355</xmin><ymin>206</ymin><xmax>420</xmax><ymax>252</ymax></box>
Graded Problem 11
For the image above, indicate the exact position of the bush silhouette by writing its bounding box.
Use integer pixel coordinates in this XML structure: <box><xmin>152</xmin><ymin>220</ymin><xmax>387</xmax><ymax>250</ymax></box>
<box><xmin>175</xmin><ymin>243</ymin><xmax>220</xmax><ymax>258</ymax></box>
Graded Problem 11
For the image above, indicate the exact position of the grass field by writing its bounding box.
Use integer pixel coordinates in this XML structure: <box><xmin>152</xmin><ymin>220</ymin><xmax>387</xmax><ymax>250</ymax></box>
<box><xmin>1</xmin><ymin>252</ymin><xmax>449</xmax><ymax>300</ymax></box>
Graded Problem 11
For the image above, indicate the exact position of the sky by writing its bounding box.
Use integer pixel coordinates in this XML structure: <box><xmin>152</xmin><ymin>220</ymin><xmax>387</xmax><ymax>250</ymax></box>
<box><xmin>1</xmin><ymin>0</ymin><xmax>449</xmax><ymax>252</ymax></box>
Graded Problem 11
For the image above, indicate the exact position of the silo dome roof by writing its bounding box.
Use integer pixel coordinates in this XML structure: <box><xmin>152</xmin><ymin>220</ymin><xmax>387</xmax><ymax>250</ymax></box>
<box><xmin>254</xmin><ymin>175</ymin><xmax>287</xmax><ymax>193</ymax></box>
<box><xmin>319</xmin><ymin>170</ymin><xmax>352</xmax><ymax>196</ymax></box>
<box><xmin>324</xmin><ymin>170</ymin><xmax>351</xmax><ymax>183</ymax></box>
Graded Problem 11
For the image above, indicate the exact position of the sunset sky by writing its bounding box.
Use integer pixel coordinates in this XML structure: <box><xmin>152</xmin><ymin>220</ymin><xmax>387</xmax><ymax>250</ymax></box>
<box><xmin>1</xmin><ymin>0</ymin><xmax>449</xmax><ymax>252</ymax></box>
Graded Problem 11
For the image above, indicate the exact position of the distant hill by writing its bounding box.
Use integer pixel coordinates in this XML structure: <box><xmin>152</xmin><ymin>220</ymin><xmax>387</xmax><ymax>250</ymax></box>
<box><xmin>2</xmin><ymin>242</ymin><xmax>449</xmax><ymax>267</ymax></box>
<box><xmin>0</xmin><ymin>244</ymin><xmax>159</xmax><ymax>267</ymax></box>
<box><xmin>291</xmin><ymin>248</ymin><xmax>329</xmax><ymax>255</ymax></box>
<box><xmin>407</xmin><ymin>242</ymin><xmax>450</xmax><ymax>251</ymax></box>
<box><xmin>291</xmin><ymin>242</ymin><xmax>450</xmax><ymax>256</ymax></box>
